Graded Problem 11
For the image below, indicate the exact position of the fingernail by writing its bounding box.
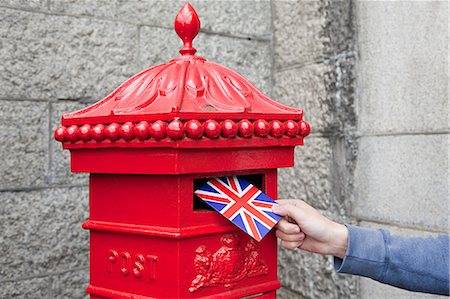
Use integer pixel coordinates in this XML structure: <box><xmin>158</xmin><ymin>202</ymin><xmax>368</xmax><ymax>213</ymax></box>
<box><xmin>272</xmin><ymin>205</ymin><xmax>280</xmax><ymax>212</ymax></box>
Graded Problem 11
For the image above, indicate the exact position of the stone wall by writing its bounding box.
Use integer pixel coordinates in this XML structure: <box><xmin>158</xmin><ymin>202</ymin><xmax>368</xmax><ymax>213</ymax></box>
<box><xmin>353</xmin><ymin>2</ymin><xmax>448</xmax><ymax>299</ymax></box>
<box><xmin>0</xmin><ymin>1</ymin><xmax>447</xmax><ymax>298</ymax></box>
<box><xmin>274</xmin><ymin>1</ymin><xmax>358</xmax><ymax>298</ymax></box>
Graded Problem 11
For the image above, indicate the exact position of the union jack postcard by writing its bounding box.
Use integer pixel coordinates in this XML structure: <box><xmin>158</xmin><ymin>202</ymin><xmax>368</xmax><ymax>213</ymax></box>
<box><xmin>194</xmin><ymin>176</ymin><xmax>282</xmax><ymax>241</ymax></box>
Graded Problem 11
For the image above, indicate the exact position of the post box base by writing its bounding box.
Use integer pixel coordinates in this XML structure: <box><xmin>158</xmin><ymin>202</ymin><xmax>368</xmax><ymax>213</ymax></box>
<box><xmin>88</xmin><ymin>229</ymin><xmax>280</xmax><ymax>298</ymax></box>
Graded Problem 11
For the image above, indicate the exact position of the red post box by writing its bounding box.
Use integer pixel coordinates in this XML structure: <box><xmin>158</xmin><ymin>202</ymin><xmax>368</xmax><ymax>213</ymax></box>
<box><xmin>55</xmin><ymin>3</ymin><xmax>310</xmax><ymax>299</ymax></box>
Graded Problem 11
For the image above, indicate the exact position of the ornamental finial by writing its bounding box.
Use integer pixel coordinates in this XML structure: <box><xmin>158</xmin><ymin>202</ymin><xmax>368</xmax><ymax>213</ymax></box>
<box><xmin>175</xmin><ymin>2</ymin><xmax>200</xmax><ymax>55</ymax></box>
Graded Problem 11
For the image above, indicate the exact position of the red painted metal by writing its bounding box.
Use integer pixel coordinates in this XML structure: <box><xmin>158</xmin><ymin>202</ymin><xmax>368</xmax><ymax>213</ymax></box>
<box><xmin>55</xmin><ymin>2</ymin><xmax>310</xmax><ymax>298</ymax></box>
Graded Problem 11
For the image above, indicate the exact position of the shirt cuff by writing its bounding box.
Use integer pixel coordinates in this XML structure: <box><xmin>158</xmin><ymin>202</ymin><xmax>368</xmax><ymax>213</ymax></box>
<box><xmin>334</xmin><ymin>225</ymin><xmax>388</xmax><ymax>280</ymax></box>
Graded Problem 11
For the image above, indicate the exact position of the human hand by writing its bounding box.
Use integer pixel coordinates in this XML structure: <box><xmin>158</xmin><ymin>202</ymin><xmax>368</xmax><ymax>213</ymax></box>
<box><xmin>272</xmin><ymin>199</ymin><xmax>348</xmax><ymax>259</ymax></box>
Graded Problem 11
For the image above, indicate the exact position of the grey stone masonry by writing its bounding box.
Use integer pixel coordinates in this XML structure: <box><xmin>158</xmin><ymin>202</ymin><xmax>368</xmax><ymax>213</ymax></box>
<box><xmin>272</xmin><ymin>1</ymin><xmax>325</xmax><ymax>70</ymax></box>
<box><xmin>275</xmin><ymin>1</ymin><xmax>358</xmax><ymax>297</ymax></box>
<box><xmin>354</xmin><ymin>1</ymin><xmax>449</xmax><ymax>298</ymax></box>
<box><xmin>356</xmin><ymin>1</ymin><xmax>448</xmax><ymax>134</ymax></box>
<box><xmin>50</xmin><ymin>101</ymin><xmax>89</xmax><ymax>185</ymax></box>
<box><xmin>0</xmin><ymin>7</ymin><xmax>140</xmax><ymax>101</ymax></box>
<box><xmin>139</xmin><ymin>26</ymin><xmax>272</xmax><ymax>95</ymax></box>
<box><xmin>0</xmin><ymin>100</ymin><xmax>49</xmax><ymax>190</ymax></box>
<box><xmin>273</xmin><ymin>64</ymin><xmax>334</xmax><ymax>133</ymax></box>
<box><xmin>0</xmin><ymin>268</ymin><xmax>89</xmax><ymax>299</ymax></box>
<box><xmin>354</xmin><ymin>134</ymin><xmax>448</xmax><ymax>231</ymax></box>
<box><xmin>1</xmin><ymin>0</ymin><xmax>447</xmax><ymax>298</ymax></box>
<box><xmin>279</xmin><ymin>137</ymin><xmax>334</xmax><ymax>212</ymax></box>
<box><xmin>2</xmin><ymin>0</ymin><xmax>47</xmax><ymax>11</ymax></box>
<box><xmin>0</xmin><ymin>187</ymin><xmax>89</xmax><ymax>282</ymax></box>
<box><xmin>49</xmin><ymin>0</ymin><xmax>272</xmax><ymax>38</ymax></box>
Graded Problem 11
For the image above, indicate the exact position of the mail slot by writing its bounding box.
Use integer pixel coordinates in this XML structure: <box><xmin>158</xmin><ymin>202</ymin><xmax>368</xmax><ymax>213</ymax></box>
<box><xmin>193</xmin><ymin>174</ymin><xmax>264</xmax><ymax>211</ymax></box>
<box><xmin>54</xmin><ymin>3</ymin><xmax>310</xmax><ymax>298</ymax></box>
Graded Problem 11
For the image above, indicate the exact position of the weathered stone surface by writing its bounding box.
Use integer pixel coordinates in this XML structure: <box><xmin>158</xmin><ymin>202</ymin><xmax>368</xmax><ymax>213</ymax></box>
<box><xmin>360</xmin><ymin>277</ymin><xmax>449</xmax><ymax>299</ymax></box>
<box><xmin>273</xmin><ymin>1</ymin><xmax>354</xmax><ymax>70</ymax></box>
<box><xmin>50</xmin><ymin>101</ymin><xmax>89</xmax><ymax>185</ymax></box>
<box><xmin>0</xmin><ymin>187</ymin><xmax>89</xmax><ymax>281</ymax></box>
<box><xmin>140</xmin><ymin>26</ymin><xmax>272</xmax><ymax>96</ymax></box>
<box><xmin>356</xmin><ymin>1</ymin><xmax>448</xmax><ymax>134</ymax></box>
<box><xmin>191</xmin><ymin>0</ymin><xmax>271</xmax><ymax>38</ymax></box>
<box><xmin>0</xmin><ymin>275</ymin><xmax>53</xmax><ymax>298</ymax></box>
<box><xmin>278</xmin><ymin>244</ymin><xmax>358</xmax><ymax>299</ymax></box>
<box><xmin>361</xmin><ymin>221</ymin><xmax>447</xmax><ymax>237</ymax></box>
<box><xmin>273</xmin><ymin>63</ymin><xmax>334</xmax><ymax>134</ymax></box>
<box><xmin>0</xmin><ymin>100</ymin><xmax>48</xmax><ymax>190</ymax></box>
<box><xmin>279</xmin><ymin>137</ymin><xmax>342</xmax><ymax>212</ymax></box>
<box><xmin>138</xmin><ymin>27</ymin><xmax>178</xmax><ymax>67</ymax></box>
<box><xmin>51</xmin><ymin>267</ymin><xmax>89</xmax><ymax>298</ymax></box>
<box><xmin>0</xmin><ymin>7</ymin><xmax>139</xmax><ymax>101</ymax></box>
<box><xmin>0</xmin><ymin>268</ymin><xmax>89</xmax><ymax>298</ymax></box>
<box><xmin>322</xmin><ymin>1</ymin><xmax>354</xmax><ymax>58</ymax></box>
<box><xmin>277</xmin><ymin>286</ymin><xmax>307</xmax><ymax>299</ymax></box>
<box><xmin>2</xmin><ymin>0</ymin><xmax>47</xmax><ymax>10</ymax></box>
<box><xmin>353</xmin><ymin>134</ymin><xmax>448</xmax><ymax>231</ymax></box>
<box><xmin>272</xmin><ymin>1</ymin><xmax>325</xmax><ymax>70</ymax></box>
<box><xmin>49</xmin><ymin>0</ymin><xmax>271</xmax><ymax>38</ymax></box>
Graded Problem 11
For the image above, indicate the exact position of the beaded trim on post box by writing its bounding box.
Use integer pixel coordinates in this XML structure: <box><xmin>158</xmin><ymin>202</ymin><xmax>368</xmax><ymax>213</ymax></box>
<box><xmin>55</xmin><ymin>119</ymin><xmax>311</xmax><ymax>143</ymax></box>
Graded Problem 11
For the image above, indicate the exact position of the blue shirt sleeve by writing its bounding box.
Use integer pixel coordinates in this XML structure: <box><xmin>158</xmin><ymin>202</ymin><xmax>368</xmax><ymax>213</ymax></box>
<box><xmin>334</xmin><ymin>225</ymin><xmax>449</xmax><ymax>295</ymax></box>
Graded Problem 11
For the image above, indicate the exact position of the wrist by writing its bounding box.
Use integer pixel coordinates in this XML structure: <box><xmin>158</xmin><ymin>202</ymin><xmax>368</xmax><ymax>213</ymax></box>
<box><xmin>329</xmin><ymin>222</ymin><xmax>348</xmax><ymax>259</ymax></box>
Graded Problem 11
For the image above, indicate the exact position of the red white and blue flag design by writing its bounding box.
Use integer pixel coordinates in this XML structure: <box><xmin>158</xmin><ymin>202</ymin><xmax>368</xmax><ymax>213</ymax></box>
<box><xmin>194</xmin><ymin>176</ymin><xmax>281</xmax><ymax>241</ymax></box>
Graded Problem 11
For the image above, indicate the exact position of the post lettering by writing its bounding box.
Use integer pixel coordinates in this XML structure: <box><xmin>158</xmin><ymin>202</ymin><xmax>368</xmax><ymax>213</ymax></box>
<box><xmin>146</xmin><ymin>255</ymin><xmax>158</xmax><ymax>280</ymax></box>
<box><xmin>121</xmin><ymin>251</ymin><xmax>131</xmax><ymax>275</ymax></box>
<box><xmin>107</xmin><ymin>249</ymin><xmax>158</xmax><ymax>281</ymax></box>
<box><xmin>108</xmin><ymin>250</ymin><xmax>119</xmax><ymax>273</ymax></box>
<box><xmin>133</xmin><ymin>254</ymin><xmax>145</xmax><ymax>278</ymax></box>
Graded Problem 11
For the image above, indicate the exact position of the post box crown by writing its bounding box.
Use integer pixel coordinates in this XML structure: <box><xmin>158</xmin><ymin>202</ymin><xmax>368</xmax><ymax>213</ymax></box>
<box><xmin>55</xmin><ymin>3</ymin><xmax>310</xmax><ymax>149</ymax></box>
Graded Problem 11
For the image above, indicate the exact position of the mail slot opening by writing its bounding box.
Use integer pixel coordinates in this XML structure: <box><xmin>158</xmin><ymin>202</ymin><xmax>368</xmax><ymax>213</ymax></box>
<box><xmin>193</xmin><ymin>174</ymin><xmax>264</xmax><ymax>211</ymax></box>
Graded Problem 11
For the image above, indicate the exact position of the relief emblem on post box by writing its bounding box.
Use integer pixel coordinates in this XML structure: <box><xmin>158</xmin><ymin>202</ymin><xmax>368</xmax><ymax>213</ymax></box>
<box><xmin>190</xmin><ymin>234</ymin><xmax>268</xmax><ymax>292</ymax></box>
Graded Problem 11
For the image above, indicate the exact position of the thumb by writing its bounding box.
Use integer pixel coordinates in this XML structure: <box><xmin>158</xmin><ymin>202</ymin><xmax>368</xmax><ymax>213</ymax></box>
<box><xmin>271</xmin><ymin>204</ymin><xmax>288</xmax><ymax>216</ymax></box>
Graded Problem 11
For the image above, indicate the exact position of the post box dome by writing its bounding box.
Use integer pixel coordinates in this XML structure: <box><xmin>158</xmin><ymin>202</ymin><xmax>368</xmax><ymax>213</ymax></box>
<box><xmin>55</xmin><ymin>3</ymin><xmax>310</xmax><ymax>149</ymax></box>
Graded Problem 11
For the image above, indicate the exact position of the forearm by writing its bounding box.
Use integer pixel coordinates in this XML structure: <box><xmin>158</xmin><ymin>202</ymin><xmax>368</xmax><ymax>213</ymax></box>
<box><xmin>334</xmin><ymin>225</ymin><xmax>449</xmax><ymax>295</ymax></box>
